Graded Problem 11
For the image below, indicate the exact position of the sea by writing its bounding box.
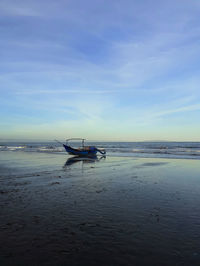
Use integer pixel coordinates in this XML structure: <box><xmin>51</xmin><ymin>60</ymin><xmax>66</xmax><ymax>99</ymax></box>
<box><xmin>0</xmin><ymin>141</ymin><xmax>200</xmax><ymax>159</ymax></box>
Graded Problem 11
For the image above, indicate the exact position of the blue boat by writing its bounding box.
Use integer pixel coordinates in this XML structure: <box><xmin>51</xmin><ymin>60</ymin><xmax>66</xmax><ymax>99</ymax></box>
<box><xmin>56</xmin><ymin>138</ymin><xmax>106</xmax><ymax>156</ymax></box>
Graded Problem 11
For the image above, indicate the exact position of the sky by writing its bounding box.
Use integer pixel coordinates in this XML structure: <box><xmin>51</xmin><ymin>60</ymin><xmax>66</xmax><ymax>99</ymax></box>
<box><xmin>0</xmin><ymin>0</ymin><xmax>200</xmax><ymax>141</ymax></box>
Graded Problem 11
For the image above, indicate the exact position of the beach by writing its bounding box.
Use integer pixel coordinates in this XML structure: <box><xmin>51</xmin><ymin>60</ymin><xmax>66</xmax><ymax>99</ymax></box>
<box><xmin>0</xmin><ymin>151</ymin><xmax>200</xmax><ymax>266</ymax></box>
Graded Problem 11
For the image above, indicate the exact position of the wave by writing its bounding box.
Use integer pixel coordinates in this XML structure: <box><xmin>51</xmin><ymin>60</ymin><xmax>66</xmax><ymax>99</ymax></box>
<box><xmin>0</xmin><ymin>145</ymin><xmax>64</xmax><ymax>153</ymax></box>
<box><xmin>1</xmin><ymin>142</ymin><xmax>200</xmax><ymax>159</ymax></box>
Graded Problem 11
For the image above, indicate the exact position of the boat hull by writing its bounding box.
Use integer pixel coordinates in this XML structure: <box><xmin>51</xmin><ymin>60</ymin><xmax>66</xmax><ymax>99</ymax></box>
<box><xmin>63</xmin><ymin>144</ymin><xmax>97</xmax><ymax>156</ymax></box>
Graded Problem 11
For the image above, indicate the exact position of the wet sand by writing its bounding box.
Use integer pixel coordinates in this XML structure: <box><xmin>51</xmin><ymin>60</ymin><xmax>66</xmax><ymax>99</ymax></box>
<box><xmin>0</xmin><ymin>151</ymin><xmax>200</xmax><ymax>266</ymax></box>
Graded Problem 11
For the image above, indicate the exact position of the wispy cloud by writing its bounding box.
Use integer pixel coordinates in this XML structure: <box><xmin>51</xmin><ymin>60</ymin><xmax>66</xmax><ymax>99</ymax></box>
<box><xmin>15</xmin><ymin>89</ymin><xmax>123</xmax><ymax>95</ymax></box>
<box><xmin>146</xmin><ymin>103</ymin><xmax>200</xmax><ymax>120</ymax></box>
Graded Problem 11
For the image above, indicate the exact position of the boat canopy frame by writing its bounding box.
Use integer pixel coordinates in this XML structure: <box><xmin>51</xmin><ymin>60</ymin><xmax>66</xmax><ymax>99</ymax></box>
<box><xmin>66</xmin><ymin>138</ymin><xmax>86</xmax><ymax>147</ymax></box>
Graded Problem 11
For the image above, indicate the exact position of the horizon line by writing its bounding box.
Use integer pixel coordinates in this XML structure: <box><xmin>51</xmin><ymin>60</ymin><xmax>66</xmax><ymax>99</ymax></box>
<box><xmin>0</xmin><ymin>138</ymin><xmax>200</xmax><ymax>143</ymax></box>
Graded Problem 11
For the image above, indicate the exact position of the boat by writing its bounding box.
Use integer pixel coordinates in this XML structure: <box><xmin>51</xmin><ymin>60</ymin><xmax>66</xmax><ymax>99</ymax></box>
<box><xmin>55</xmin><ymin>138</ymin><xmax>106</xmax><ymax>156</ymax></box>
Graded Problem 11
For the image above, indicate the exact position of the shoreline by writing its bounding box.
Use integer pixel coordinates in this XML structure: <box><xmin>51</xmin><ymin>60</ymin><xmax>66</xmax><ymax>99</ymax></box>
<box><xmin>1</xmin><ymin>149</ymin><xmax>200</xmax><ymax>161</ymax></box>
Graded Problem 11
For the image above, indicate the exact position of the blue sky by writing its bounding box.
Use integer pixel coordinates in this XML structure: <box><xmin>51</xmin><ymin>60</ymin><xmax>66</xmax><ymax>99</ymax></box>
<box><xmin>1</xmin><ymin>0</ymin><xmax>200</xmax><ymax>141</ymax></box>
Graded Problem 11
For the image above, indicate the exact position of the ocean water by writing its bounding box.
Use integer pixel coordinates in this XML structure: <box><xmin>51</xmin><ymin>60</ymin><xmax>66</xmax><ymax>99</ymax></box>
<box><xmin>0</xmin><ymin>141</ymin><xmax>200</xmax><ymax>159</ymax></box>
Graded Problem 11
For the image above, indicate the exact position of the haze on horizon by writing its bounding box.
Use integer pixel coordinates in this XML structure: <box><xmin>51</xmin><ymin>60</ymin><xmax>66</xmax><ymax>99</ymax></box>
<box><xmin>1</xmin><ymin>0</ymin><xmax>200</xmax><ymax>142</ymax></box>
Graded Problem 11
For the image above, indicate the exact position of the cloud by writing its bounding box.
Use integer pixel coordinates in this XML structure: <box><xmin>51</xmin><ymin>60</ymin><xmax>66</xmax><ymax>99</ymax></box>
<box><xmin>15</xmin><ymin>89</ymin><xmax>122</xmax><ymax>95</ymax></box>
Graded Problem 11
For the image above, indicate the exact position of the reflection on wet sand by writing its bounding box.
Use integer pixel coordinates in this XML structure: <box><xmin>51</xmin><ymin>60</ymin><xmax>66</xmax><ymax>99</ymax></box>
<box><xmin>63</xmin><ymin>155</ymin><xmax>106</xmax><ymax>168</ymax></box>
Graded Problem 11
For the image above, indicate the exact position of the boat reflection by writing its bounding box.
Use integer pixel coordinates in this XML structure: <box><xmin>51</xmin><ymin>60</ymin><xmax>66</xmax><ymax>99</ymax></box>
<box><xmin>63</xmin><ymin>155</ymin><xmax>106</xmax><ymax>168</ymax></box>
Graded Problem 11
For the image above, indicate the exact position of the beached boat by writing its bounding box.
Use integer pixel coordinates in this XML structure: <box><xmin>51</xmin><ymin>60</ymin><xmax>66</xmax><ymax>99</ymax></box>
<box><xmin>56</xmin><ymin>138</ymin><xmax>106</xmax><ymax>156</ymax></box>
